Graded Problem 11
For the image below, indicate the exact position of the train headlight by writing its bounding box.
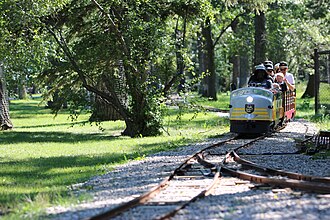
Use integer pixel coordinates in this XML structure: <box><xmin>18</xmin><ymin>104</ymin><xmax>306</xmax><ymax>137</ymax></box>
<box><xmin>246</xmin><ymin>96</ymin><xmax>253</xmax><ymax>103</ymax></box>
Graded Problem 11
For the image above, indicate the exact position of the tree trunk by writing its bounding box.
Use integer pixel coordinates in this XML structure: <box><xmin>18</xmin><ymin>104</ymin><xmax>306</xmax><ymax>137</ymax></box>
<box><xmin>254</xmin><ymin>11</ymin><xmax>266</xmax><ymax>65</ymax></box>
<box><xmin>239</xmin><ymin>55</ymin><xmax>250</xmax><ymax>88</ymax></box>
<box><xmin>201</xmin><ymin>18</ymin><xmax>217</xmax><ymax>100</ymax></box>
<box><xmin>175</xmin><ymin>13</ymin><xmax>187</xmax><ymax>93</ymax></box>
<box><xmin>89</xmin><ymin>95</ymin><xmax>123</xmax><ymax>121</ymax></box>
<box><xmin>176</xmin><ymin>46</ymin><xmax>185</xmax><ymax>92</ymax></box>
<box><xmin>302</xmin><ymin>74</ymin><xmax>315</xmax><ymax>98</ymax></box>
<box><xmin>18</xmin><ymin>75</ymin><xmax>28</xmax><ymax>99</ymax></box>
<box><xmin>231</xmin><ymin>55</ymin><xmax>240</xmax><ymax>89</ymax></box>
<box><xmin>121</xmin><ymin>94</ymin><xmax>161</xmax><ymax>137</ymax></box>
<box><xmin>197</xmin><ymin>31</ymin><xmax>206</xmax><ymax>95</ymax></box>
<box><xmin>0</xmin><ymin>62</ymin><xmax>13</xmax><ymax>130</ymax></box>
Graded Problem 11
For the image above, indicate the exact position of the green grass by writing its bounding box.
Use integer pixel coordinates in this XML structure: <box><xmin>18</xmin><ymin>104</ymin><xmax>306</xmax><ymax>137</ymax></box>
<box><xmin>191</xmin><ymin>92</ymin><xmax>231</xmax><ymax>111</ymax></box>
<box><xmin>0</xmin><ymin>98</ymin><xmax>229</xmax><ymax>219</ymax></box>
<box><xmin>295</xmin><ymin>82</ymin><xmax>330</xmax><ymax>131</ymax></box>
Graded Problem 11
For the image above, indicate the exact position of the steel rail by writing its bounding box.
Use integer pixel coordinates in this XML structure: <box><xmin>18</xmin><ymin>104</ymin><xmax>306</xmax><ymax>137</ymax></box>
<box><xmin>156</xmin><ymin>134</ymin><xmax>263</xmax><ymax>219</ymax></box>
<box><xmin>231</xmin><ymin>152</ymin><xmax>301</xmax><ymax>156</ymax></box>
<box><xmin>196</xmin><ymin>151</ymin><xmax>330</xmax><ymax>194</ymax></box>
<box><xmin>299</xmin><ymin>136</ymin><xmax>314</xmax><ymax>145</ymax></box>
<box><xmin>220</xmin><ymin>166</ymin><xmax>330</xmax><ymax>194</ymax></box>
<box><xmin>88</xmin><ymin>135</ymin><xmax>237</xmax><ymax>220</ymax></box>
<box><xmin>195</xmin><ymin>133</ymin><xmax>271</xmax><ymax>170</ymax></box>
<box><xmin>88</xmin><ymin>177</ymin><xmax>170</xmax><ymax>220</ymax></box>
<box><xmin>229</xmin><ymin>151</ymin><xmax>330</xmax><ymax>184</ymax></box>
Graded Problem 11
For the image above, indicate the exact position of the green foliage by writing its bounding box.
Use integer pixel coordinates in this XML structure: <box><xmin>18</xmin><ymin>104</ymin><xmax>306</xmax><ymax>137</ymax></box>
<box><xmin>299</xmin><ymin>99</ymin><xmax>310</xmax><ymax>111</ymax></box>
<box><xmin>266</xmin><ymin>0</ymin><xmax>330</xmax><ymax>76</ymax></box>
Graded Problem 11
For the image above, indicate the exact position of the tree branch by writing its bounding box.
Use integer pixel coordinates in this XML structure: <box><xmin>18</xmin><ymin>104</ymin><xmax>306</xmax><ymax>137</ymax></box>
<box><xmin>213</xmin><ymin>12</ymin><xmax>246</xmax><ymax>48</ymax></box>
<box><xmin>91</xmin><ymin>0</ymin><xmax>130</xmax><ymax>57</ymax></box>
<box><xmin>163</xmin><ymin>11</ymin><xmax>188</xmax><ymax>94</ymax></box>
<box><xmin>45</xmin><ymin>25</ymin><xmax>130</xmax><ymax>118</ymax></box>
<box><xmin>91</xmin><ymin>0</ymin><xmax>137</xmax><ymax>96</ymax></box>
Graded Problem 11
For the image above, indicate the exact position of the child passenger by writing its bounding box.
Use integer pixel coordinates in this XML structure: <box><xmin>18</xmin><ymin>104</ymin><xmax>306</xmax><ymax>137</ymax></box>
<box><xmin>273</xmin><ymin>72</ymin><xmax>288</xmax><ymax>92</ymax></box>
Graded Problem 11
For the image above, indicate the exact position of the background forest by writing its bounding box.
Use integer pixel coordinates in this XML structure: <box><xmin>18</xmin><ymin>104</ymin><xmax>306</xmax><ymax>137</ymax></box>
<box><xmin>0</xmin><ymin>0</ymin><xmax>329</xmax><ymax>136</ymax></box>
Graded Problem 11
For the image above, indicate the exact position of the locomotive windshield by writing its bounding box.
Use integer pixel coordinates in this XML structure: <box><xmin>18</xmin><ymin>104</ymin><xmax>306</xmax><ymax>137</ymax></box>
<box><xmin>231</xmin><ymin>88</ymin><xmax>272</xmax><ymax>99</ymax></box>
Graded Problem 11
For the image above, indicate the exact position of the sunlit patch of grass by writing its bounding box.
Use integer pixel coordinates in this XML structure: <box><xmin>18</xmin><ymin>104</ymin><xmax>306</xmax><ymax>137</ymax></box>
<box><xmin>294</xmin><ymin>81</ymin><xmax>330</xmax><ymax>131</ymax></box>
<box><xmin>189</xmin><ymin>92</ymin><xmax>231</xmax><ymax>110</ymax></box>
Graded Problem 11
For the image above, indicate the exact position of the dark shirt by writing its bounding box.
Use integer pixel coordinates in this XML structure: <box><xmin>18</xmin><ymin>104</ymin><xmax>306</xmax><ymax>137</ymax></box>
<box><xmin>279</xmin><ymin>82</ymin><xmax>287</xmax><ymax>92</ymax></box>
<box><xmin>267</xmin><ymin>75</ymin><xmax>274</xmax><ymax>83</ymax></box>
<box><xmin>248</xmin><ymin>75</ymin><xmax>272</xmax><ymax>89</ymax></box>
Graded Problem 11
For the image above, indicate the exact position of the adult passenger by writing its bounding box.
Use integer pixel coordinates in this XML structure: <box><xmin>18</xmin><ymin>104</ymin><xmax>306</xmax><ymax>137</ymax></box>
<box><xmin>265</xmin><ymin>64</ymin><xmax>275</xmax><ymax>82</ymax></box>
<box><xmin>279</xmin><ymin>61</ymin><xmax>295</xmax><ymax>91</ymax></box>
<box><xmin>248</xmin><ymin>64</ymin><xmax>273</xmax><ymax>89</ymax></box>
<box><xmin>274</xmin><ymin>63</ymin><xmax>280</xmax><ymax>73</ymax></box>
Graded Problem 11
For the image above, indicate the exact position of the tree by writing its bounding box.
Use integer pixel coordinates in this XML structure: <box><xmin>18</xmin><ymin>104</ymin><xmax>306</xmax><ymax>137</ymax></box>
<box><xmin>264</xmin><ymin>0</ymin><xmax>329</xmax><ymax>101</ymax></box>
<box><xmin>302</xmin><ymin>74</ymin><xmax>315</xmax><ymax>98</ymax></box>
<box><xmin>197</xmin><ymin>0</ymin><xmax>275</xmax><ymax>97</ymax></box>
<box><xmin>1</xmin><ymin>0</ymin><xmax>212</xmax><ymax>137</ymax></box>
<box><xmin>200</xmin><ymin>17</ymin><xmax>217</xmax><ymax>100</ymax></box>
<box><xmin>254</xmin><ymin>11</ymin><xmax>266</xmax><ymax>65</ymax></box>
<box><xmin>0</xmin><ymin>62</ymin><xmax>13</xmax><ymax>130</ymax></box>
<box><xmin>44</xmin><ymin>0</ymin><xmax>174</xmax><ymax>136</ymax></box>
<box><xmin>226</xmin><ymin>12</ymin><xmax>253</xmax><ymax>89</ymax></box>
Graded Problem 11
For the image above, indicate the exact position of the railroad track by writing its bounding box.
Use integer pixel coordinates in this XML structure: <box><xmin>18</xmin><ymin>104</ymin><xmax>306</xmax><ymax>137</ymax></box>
<box><xmin>88</xmin><ymin>135</ymin><xmax>257</xmax><ymax>220</ymax></box>
<box><xmin>197</xmin><ymin>151</ymin><xmax>330</xmax><ymax>194</ymax></box>
<box><xmin>88</xmin><ymin>129</ymin><xmax>330</xmax><ymax>220</ymax></box>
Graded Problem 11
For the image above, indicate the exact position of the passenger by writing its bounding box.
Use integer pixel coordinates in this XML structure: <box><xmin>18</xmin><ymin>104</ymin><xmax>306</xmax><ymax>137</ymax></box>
<box><xmin>278</xmin><ymin>61</ymin><xmax>295</xmax><ymax>91</ymax></box>
<box><xmin>274</xmin><ymin>63</ymin><xmax>280</xmax><ymax>73</ymax></box>
<box><xmin>274</xmin><ymin>72</ymin><xmax>288</xmax><ymax>92</ymax></box>
<box><xmin>248</xmin><ymin>64</ymin><xmax>273</xmax><ymax>89</ymax></box>
<box><xmin>265</xmin><ymin>63</ymin><xmax>275</xmax><ymax>82</ymax></box>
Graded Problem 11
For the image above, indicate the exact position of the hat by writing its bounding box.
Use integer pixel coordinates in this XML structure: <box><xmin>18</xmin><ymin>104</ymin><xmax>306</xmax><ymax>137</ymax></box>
<box><xmin>279</xmin><ymin>61</ymin><xmax>288</xmax><ymax>68</ymax></box>
<box><xmin>255</xmin><ymin>64</ymin><xmax>266</xmax><ymax>72</ymax></box>
<box><xmin>264</xmin><ymin>60</ymin><xmax>273</xmax><ymax>66</ymax></box>
<box><xmin>265</xmin><ymin>64</ymin><xmax>274</xmax><ymax>70</ymax></box>
<box><xmin>275</xmin><ymin>72</ymin><xmax>284</xmax><ymax>78</ymax></box>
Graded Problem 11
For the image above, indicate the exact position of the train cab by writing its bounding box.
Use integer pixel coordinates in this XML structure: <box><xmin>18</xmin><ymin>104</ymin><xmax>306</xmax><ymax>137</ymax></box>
<box><xmin>229</xmin><ymin>87</ymin><xmax>283</xmax><ymax>134</ymax></box>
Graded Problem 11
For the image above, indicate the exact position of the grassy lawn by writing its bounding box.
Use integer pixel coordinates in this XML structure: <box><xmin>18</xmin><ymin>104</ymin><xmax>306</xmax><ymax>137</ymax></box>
<box><xmin>191</xmin><ymin>92</ymin><xmax>231</xmax><ymax>111</ymax></box>
<box><xmin>0</xmin><ymin>98</ymin><xmax>229</xmax><ymax>219</ymax></box>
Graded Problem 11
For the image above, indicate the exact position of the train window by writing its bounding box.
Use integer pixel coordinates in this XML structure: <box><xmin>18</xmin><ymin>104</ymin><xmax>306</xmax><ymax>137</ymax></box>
<box><xmin>231</xmin><ymin>88</ymin><xmax>272</xmax><ymax>99</ymax></box>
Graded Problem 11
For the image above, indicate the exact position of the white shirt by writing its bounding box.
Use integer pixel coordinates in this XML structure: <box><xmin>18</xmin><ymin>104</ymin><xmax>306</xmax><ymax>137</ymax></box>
<box><xmin>285</xmin><ymin>72</ymin><xmax>295</xmax><ymax>85</ymax></box>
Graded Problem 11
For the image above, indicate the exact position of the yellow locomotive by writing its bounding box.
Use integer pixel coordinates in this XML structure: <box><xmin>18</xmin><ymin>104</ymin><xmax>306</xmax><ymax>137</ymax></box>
<box><xmin>229</xmin><ymin>87</ymin><xmax>296</xmax><ymax>134</ymax></box>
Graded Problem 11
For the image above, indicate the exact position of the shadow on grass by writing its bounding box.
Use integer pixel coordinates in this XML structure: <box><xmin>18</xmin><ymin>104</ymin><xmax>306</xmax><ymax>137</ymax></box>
<box><xmin>9</xmin><ymin>101</ymin><xmax>81</xmax><ymax>119</ymax></box>
<box><xmin>2</xmin><ymin>116</ymin><xmax>227</xmax><ymax>145</ymax></box>
<box><xmin>0</xmin><ymin>153</ymin><xmax>125</xmax><ymax>206</ymax></box>
<box><xmin>14</xmin><ymin>121</ymin><xmax>90</xmax><ymax>129</ymax></box>
<box><xmin>0</xmin><ymin>138</ymin><xmax>186</xmax><ymax>209</ymax></box>
<box><xmin>0</xmin><ymin>131</ymin><xmax>120</xmax><ymax>144</ymax></box>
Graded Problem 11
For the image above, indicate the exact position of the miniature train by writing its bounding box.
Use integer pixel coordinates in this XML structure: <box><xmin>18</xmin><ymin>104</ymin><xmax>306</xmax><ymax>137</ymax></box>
<box><xmin>229</xmin><ymin>87</ymin><xmax>296</xmax><ymax>134</ymax></box>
